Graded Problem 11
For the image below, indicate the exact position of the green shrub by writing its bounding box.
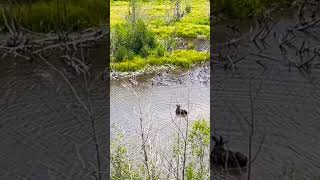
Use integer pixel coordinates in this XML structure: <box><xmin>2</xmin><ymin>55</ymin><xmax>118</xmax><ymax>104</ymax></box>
<box><xmin>111</xmin><ymin>133</ymin><xmax>143</xmax><ymax>180</ymax></box>
<box><xmin>111</xmin><ymin>20</ymin><xmax>157</xmax><ymax>62</ymax></box>
<box><xmin>186</xmin><ymin>119</ymin><xmax>210</xmax><ymax>180</ymax></box>
<box><xmin>129</xmin><ymin>20</ymin><xmax>156</xmax><ymax>54</ymax></box>
<box><xmin>185</xmin><ymin>5</ymin><xmax>192</xmax><ymax>14</ymax></box>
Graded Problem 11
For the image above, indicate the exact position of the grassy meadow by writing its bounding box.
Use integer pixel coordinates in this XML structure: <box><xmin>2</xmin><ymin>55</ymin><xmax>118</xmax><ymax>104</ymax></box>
<box><xmin>110</xmin><ymin>0</ymin><xmax>210</xmax><ymax>72</ymax></box>
<box><xmin>111</xmin><ymin>0</ymin><xmax>210</xmax><ymax>38</ymax></box>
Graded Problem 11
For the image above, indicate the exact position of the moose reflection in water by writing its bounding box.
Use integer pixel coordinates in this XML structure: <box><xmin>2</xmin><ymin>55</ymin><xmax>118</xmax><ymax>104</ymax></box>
<box><xmin>211</xmin><ymin>136</ymin><xmax>248</xmax><ymax>175</ymax></box>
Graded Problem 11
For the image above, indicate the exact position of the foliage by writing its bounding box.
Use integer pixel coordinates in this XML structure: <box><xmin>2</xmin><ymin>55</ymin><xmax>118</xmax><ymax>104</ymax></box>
<box><xmin>0</xmin><ymin>0</ymin><xmax>107</xmax><ymax>32</ymax></box>
<box><xmin>186</xmin><ymin>119</ymin><xmax>210</xmax><ymax>180</ymax></box>
<box><xmin>111</xmin><ymin>19</ymin><xmax>157</xmax><ymax>62</ymax></box>
<box><xmin>189</xmin><ymin>119</ymin><xmax>210</xmax><ymax>157</ymax></box>
<box><xmin>110</xmin><ymin>0</ymin><xmax>209</xmax><ymax>71</ymax></box>
<box><xmin>111</xmin><ymin>0</ymin><xmax>159</xmax><ymax>62</ymax></box>
<box><xmin>111</xmin><ymin>119</ymin><xmax>210</xmax><ymax>179</ymax></box>
<box><xmin>111</xmin><ymin>133</ymin><xmax>143</xmax><ymax>180</ymax></box>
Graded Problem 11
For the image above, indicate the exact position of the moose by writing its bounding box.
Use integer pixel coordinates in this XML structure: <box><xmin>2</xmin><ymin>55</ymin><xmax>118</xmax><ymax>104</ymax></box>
<box><xmin>175</xmin><ymin>104</ymin><xmax>188</xmax><ymax>117</ymax></box>
<box><xmin>211</xmin><ymin>136</ymin><xmax>248</xmax><ymax>171</ymax></box>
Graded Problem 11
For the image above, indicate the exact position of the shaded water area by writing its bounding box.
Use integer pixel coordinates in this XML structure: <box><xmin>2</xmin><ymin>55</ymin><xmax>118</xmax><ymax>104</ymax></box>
<box><xmin>212</xmin><ymin>6</ymin><xmax>320</xmax><ymax>180</ymax></box>
<box><xmin>110</xmin><ymin>65</ymin><xmax>210</xmax><ymax>159</ymax></box>
<box><xmin>0</xmin><ymin>43</ymin><xmax>108</xmax><ymax>180</ymax></box>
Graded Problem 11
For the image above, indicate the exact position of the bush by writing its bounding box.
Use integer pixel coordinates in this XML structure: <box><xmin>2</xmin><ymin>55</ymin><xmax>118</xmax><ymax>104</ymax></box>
<box><xmin>129</xmin><ymin>20</ymin><xmax>156</xmax><ymax>54</ymax></box>
<box><xmin>185</xmin><ymin>5</ymin><xmax>192</xmax><ymax>14</ymax></box>
<box><xmin>186</xmin><ymin>119</ymin><xmax>210</xmax><ymax>179</ymax></box>
<box><xmin>111</xmin><ymin>20</ymin><xmax>158</xmax><ymax>62</ymax></box>
<box><xmin>111</xmin><ymin>133</ymin><xmax>143</xmax><ymax>180</ymax></box>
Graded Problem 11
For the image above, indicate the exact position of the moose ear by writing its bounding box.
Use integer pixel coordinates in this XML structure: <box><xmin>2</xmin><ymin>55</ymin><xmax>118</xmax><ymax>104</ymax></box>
<box><xmin>212</xmin><ymin>136</ymin><xmax>218</xmax><ymax>144</ymax></box>
<box><xmin>219</xmin><ymin>136</ymin><xmax>223</xmax><ymax>144</ymax></box>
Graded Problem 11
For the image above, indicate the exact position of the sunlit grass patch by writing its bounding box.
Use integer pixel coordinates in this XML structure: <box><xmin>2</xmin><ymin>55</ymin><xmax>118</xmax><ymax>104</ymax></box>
<box><xmin>111</xmin><ymin>50</ymin><xmax>209</xmax><ymax>72</ymax></box>
<box><xmin>175</xmin><ymin>23</ymin><xmax>209</xmax><ymax>38</ymax></box>
<box><xmin>111</xmin><ymin>57</ymin><xmax>147</xmax><ymax>72</ymax></box>
<box><xmin>110</xmin><ymin>0</ymin><xmax>210</xmax><ymax>39</ymax></box>
<box><xmin>110</xmin><ymin>1</ymin><xmax>129</xmax><ymax>27</ymax></box>
<box><xmin>110</xmin><ymin>0</ymin><xmax>210</xmax><ymax>72</ymax></box>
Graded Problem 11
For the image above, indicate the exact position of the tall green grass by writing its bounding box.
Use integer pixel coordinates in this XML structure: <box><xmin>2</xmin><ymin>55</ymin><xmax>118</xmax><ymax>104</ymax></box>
<box><xmin>0</xmin><ymin>0</ymin><xmax>107</xmax><ymax>32</ymax></box>
<box><xmin>111</xmin><ymin>50</ymin><xmax>209</xmax><ymax>72</ymax></box>
<box><xmin>111</xmin><ymin>0</ymin><xmax>210</xmax><ymax>39</ymax></box>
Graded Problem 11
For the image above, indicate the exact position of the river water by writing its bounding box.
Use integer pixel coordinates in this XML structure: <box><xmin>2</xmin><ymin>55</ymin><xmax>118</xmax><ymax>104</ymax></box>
<box><xmin>0</xmin><ymin>43</ymin><xmax>109</xmax><ymax>180</ymax></box>
<box><xmin>212</xmin><ymin>6</ymin><xmax>320</xmax><ymax>180</ymax></box>
<box><xmin>110</xmin><ymin>65</ymin><xmax>210</xmax><ymax>161</ymax></box>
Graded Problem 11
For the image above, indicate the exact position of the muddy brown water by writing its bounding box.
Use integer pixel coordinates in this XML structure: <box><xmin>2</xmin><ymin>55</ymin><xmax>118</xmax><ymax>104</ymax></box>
<box><xmin>212</xmin><ymin>9</ymin><xmax>320</xmax><ymax>180</ymax></box>
<box><xmin>0</xmin><ymin>43</ymin><xmax>109</xmax><ymax>180</ymax></box>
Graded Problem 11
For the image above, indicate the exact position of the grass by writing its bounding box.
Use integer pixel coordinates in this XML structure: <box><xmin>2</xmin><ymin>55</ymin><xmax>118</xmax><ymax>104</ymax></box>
<box><xmin>213</xmin><ymin>0</ymin><xmax>294</xmax><ymax>18</ymax></box>
<box><xmin>110</xmin><ymin>0</ymin><xmax>210</xmax><ymax>72</ymax></box>
<box><xmin>111</xmin><ymin>50</ymin><xmax>209</xmax><ymax>72</ymax></box>
<box><xmin>0</xmin><ymin>0</ymin><xmax>107</xmax><ymax>32</ymax></box>
<box><xmin>110</xmin><ymin>0</ymin><xmax>210</xmax><ymax>39</ymax></box>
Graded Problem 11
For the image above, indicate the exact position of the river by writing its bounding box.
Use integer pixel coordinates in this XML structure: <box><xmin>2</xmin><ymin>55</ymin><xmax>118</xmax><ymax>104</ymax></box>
<box><xmin>212</xmin><ymin>6</ymin><xmax>320</xmax><ymax>180</ymax></box>
<box><xmin>0</xmin><ymin>43</ymin><xmax>109</xmax><ymax>180</ymax></box>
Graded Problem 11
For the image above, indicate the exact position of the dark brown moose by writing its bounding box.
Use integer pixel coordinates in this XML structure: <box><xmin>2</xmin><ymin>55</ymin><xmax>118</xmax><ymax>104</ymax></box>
<box><xmin>211</xmin><ymin>136</ymin><xmax>248</xmax><ymax>171</ymax></box>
